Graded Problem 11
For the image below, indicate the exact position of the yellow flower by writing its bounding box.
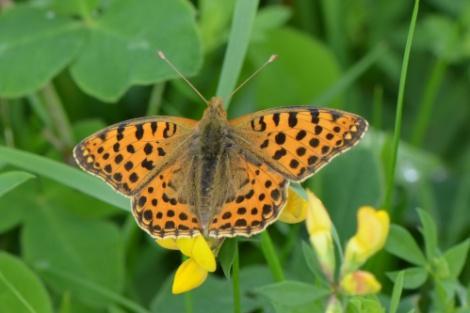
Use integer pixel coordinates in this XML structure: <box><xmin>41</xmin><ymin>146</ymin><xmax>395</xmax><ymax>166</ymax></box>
<box><xmin>172</xmin><ymin>258</ymin><xmax>208</xmax><ymax>294</ymax></box>
<box><xmin>305</xmin><ymin>190</ymin><xmax>335</xmax><ymax>281</ymax></box>
<box><xmin>156</xmin><ymin>235</ymin><xmax>217</xmax><ymax>294</ymax></box>
<box><xmin>340</xmin><ymin>271</ymin><xmax>382</xmax><ymax>295</ymax></box>
<box><xmin>343</xmin><ymin>206</ymin><xmax>390</xmax><ymax>274</ymax></box>
<box><xmin>278</xmin><ymin>188</ymin><xmax>308</xmax><ymax>223</ymax></box>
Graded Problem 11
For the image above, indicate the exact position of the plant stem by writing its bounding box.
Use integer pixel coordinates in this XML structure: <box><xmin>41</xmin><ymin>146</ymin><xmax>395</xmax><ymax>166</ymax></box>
<box><xmin>0</xmin><ymin>99</ymin><xmax>14</xmax><ymax>147</ymax></box>
<box><xmin>383</xmin><ymin>0</ymin><xmax>419</xmax><ymax>210</ymax></box>
<box><xmin>232</xmin><ymin>242</ymin><xmax>241</xmax><ymax>313</ymax></box>
<box><xmin>260</xmin><ymin>231</ymin><xmax>284</xmax><ymax>282</ymax></box>
<box><xmin>410</xmin><ymin>57</ymin><xmax>447</xmax><ymax>146</ymax></box>
<box><xmin>41</xmin><ymin>83</ymin><xmax>75</xmax><ymax>149</ymax></box>
<box><xmin>216</xmin><ymin>0</ymin><xmax>259</xmax><ymax>108</ymax></box>
<box><xmin>146</xmin><ymin>83</ymin><xmax>165</xmax><ymax>116</ymax></box>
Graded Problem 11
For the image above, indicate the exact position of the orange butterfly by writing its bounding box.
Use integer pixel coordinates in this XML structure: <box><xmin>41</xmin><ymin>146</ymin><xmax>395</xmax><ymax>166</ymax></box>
<box><xmin>74</xmin><ymin>53</ymin><xmax>368</xmax><ymax>239</ymax></box>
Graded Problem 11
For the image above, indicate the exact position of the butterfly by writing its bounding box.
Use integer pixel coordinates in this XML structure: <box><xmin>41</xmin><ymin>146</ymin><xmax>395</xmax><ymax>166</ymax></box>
<box><xmin>73</xmin><ymin>53</ymin><xmax>368</xmax><ymax>240</ymax></box>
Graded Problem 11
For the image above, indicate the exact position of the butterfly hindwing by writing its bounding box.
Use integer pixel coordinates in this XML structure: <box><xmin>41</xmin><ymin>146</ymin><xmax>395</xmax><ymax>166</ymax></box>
<box><xmin>132</xmin><ymin>161</ymin><xmax>202</xmax><ymax>239</ymax></box>
<box><xmin>230</xmin><ymin>107</ymin><xmax>368</xmax><ymax>182</ymax></box>
<box><xmin>73</xmin><ymin>116</ymin><xmax>197</xmax><ymax>196</ymax></box>
<box><xmin>208</xmin><ymin>153</ymin><xmax>288</xmax><ymax>238</ymax></box>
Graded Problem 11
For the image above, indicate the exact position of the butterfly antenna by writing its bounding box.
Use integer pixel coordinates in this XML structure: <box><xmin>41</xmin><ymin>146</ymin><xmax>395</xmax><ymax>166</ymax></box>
<box><xmin>157</xmin><ymin>51</ymin><xmax>209</xmax><ymax>105</ymax></box>
<box><xmin>227</xmin><ymin>54</ymin><xmax>278</xmax><ymax>101</ymax></box>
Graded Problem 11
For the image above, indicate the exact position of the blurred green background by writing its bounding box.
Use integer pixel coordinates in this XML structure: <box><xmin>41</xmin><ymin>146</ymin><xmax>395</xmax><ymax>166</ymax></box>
<box><xmin>0</xmin><ymin>0</ymin><xmax>469</xmax><ymax>312</ymax></box>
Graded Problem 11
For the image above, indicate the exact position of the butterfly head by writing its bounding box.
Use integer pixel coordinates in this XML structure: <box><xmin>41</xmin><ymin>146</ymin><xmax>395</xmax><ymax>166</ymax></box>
<box><xmin>204</xmin><ymin>96</ymin><xmax>227</xmax><ymax>120</ymax></box>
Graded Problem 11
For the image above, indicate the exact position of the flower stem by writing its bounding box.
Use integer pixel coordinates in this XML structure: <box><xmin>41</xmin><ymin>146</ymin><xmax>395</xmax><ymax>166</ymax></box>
<box><xmin>41</xmin><ymin>83</ymin><xmax>75</xmax><ymax>150</ymax></box>
<box><xmin>383</xmin><ymin>0</ymin><xmax>419</xmax><ymax>210</ymax></box>
<box><xmin>260</xmin><ymin>231</ymin><xmax>285</xmax><ymax>282</ymax></box>
<box><xmin>232</xmin><ymin>242</ymin><xmax>241</xmax><ymax>313</ymax></box>
<box><xmin>146</xmin><ymin>83</ymin><xmax>165</xmax><ymax>116</ymax></box>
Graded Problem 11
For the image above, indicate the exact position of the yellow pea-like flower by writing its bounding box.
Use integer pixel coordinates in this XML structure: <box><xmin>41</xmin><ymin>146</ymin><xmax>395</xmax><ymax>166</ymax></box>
<box><xmin>172</xmin><ymin>258</ymin><xmax>208</xmax><ymax>294</ymax></box>
<box><xmin>343</xmin><ymin>206</ymin><xmax>390</xmax><ymax>273</ymax></box>
<box><xmin>155</xmin><ymin>238</ymin><xmax>179</xmax><ymax>250</ymax></box>
<box><xmin>157</xmin><ymin>235</ymin><xmax>217</xmax><ymax>294</ymax></box>
<box><xmin>305</xmin><ymin>191</ymin><xmax>335</xmax><ymax>281</ymax></box>
<box><xmin>340</xmin><ymin>270</ymin><xmax>382</xmax><ymax>295</ymax></box>
<box><xmin>278</xmin><ymin>188</ymin><xmax>308</xmax><ymax>223</ymax></box>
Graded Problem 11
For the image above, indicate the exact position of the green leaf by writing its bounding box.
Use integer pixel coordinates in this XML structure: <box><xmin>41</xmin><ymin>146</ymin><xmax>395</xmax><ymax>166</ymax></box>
<box><xmin>385</xmin><ymin>225</ymin><xmax>427</xmax><ymax>266</ymax></box>
<box><xmin>198</xmin><ymin>0</ymin><xmax>235</xmax><ymax>53</ymax></box>
<box><xmin>389</xmin><ymin>271</ymin><xmax>404</xmax><ymax>313</ymax></box>
<box><xmin>151</xmin><ymin>266</ymin><xmax>273</xmax><ymax>313</ymax></box>
<box><xmin>0</xmin><ymin>146</ymin><xmax>129</xmax><ymax>210</ymax></box>
<box><xmin>0</xmin><ymin>171</ymin><xmax>34</xmax><ymax>197</ymax></box>
<box><xmin>0</xmin><ymin>252</ymin><xmax>53</xmax><ymax>313</ymax></box>
<box><xmin>71</xmin><ymin>0</ymin><xmax>202</xmax><ymax>101</ymax></box>
<box><xmin>255</xmin><ymin>281</ymin><xmax>329</xmax><ymax>308</ymax></box>
<box><xmin>0</xmin><ymin>182</ymin><xmax>32</xmax><ymax>233</ymax></box>
<box><xmin>346</xmin><ymin>297</ymin><xmax>385</xmax><ymax>313</ymax></box>
<box><xmin>417</xmin><ymin>208</ymin><xmax>439</xmax><ymax>259</ymax></box>
<box><xmin>51</xmin><ymin>0</ymin><xmax>100</xmax><ymax>16</ymax></box>
<box><xmin>443</xmin><ymin>239</ymin><xmax>470</xmax><ymax>279</ymax></box>
<box><xmin>0</xmin><ymin>6</ymin><xmax>85</xmax><ymax>97</ymax></box>
<box><xmin>21</xmin><ymin>205</ymin><xmax>125</xmax><ymax>308</ymax></box>
<box><xmin>218</xmin><ymin>238</ymin><xmax>237</xmax><ymax>279</ymax></box>
<box><xmin>387</xmin><ymin>267</ymin><xmax>428</xmax><ymax>289</ymax></box>
<box><xmin>249</xmin><ymin>27</ymin><xmax>341</xmax><ymax>109</ymax></box>
<box><xmin>251</xmin><ymin>5</ymin><xmax>292</xmax><ymax>42</ymax></box>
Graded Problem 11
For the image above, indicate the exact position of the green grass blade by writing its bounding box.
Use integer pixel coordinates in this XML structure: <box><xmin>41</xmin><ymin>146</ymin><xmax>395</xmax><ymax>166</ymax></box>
<box><xmin>389</xmin><ymin>270</ymin><xmax>404</xmax><ymax>313</ymax></box>
<box><xmin>37</xmin><ymin>266</ymin><xmax>149</xmax><ymax>313</ymax></box>
<box><xmin>0</xmin><ymin>171</ymin><xmax>35</xmax><ymax>198</ymax></box>
<box><xmin>383</xmin><ymin>0</ymin><xmax>419</xmax><ymax>210</ymax></box>
<box><xmin>0</xmin><ymin>146</ymin><xmax>129</xmax><ymax>210</ymax></box>
<box><xmin>260</xmin><ymin>231</ymin><xmax>285</xmax><ymax>282</ymax></box>
<box><xmin>313</xmin><ymin>44</ymin><xmax>386</xmax><ymax>106</ymax></box>
<box><xmin>232</xmin><ymin>242</ymin><xmax>241</xmax><ymax>313</ymax></box>
<box><xmin>216</xmin><ymin>0</ymin><xmax>260</xmax><ymax>108</ymax></box>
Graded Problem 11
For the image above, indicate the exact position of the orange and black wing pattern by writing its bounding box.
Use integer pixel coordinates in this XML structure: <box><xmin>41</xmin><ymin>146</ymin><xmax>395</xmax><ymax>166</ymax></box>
<box><xmin>230</xmin><ymin>107</ymin><xmax>368</xmax><ymax>182</ymax></box>
<box><xmin>73</xmin><ymin>116</ymin><xmax>197</xmax><ymax>196</ymax></box>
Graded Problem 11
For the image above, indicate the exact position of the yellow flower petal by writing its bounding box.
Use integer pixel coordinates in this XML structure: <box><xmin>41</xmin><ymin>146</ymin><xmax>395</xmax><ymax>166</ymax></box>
<box><xmin>175</xmin><ymin>236</ymin><xmax>216</xmax><ymax>272</ymax></box>
<box><xmin>340</xmin><ymin>271</ymin><xmax>382</xmax><ymax>295</ymax></box>
<box><xmin>305</xmin><ymin>191</ymin><xmax>335</xmax><ymax>280</ymax></box>
<box><xmin>343</xmin><ymin>206</ymin><xmax>390</xmax><ymax>273</ymax></box>
<box><xmin>156</xmin><ymin>238</ymin><xmax>179</xmax><ymax>250</ymax></box>
<box><xmin>172</xmin><ymin>258</ymin><xmax>208</xmax><ymax>294</ymax></box>
<box><xmin>279</xmin><ymin>188</ymin><xmax>308</xmax><ymax>223</ymax></box>
<box><xmin>305</xmin><ymin>191</ymin><xmax>332</xmax><ymax>235</ymax></box>
<box><xmin>176</xmin><ymin>237</ymin><xmax>195</xmax><ymax>256</ymax></box>
<box><xmin>192</xmin><ymin>236</ymin><xmax>216</xmax><ymax>272</ymax></box>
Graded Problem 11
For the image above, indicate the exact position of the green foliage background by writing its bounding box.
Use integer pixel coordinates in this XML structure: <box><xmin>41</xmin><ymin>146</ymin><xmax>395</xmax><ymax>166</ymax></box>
<box><xmin>0</xmin><ymin>0</ymin><xmax>469</xmax><ymax>312</ymax></box>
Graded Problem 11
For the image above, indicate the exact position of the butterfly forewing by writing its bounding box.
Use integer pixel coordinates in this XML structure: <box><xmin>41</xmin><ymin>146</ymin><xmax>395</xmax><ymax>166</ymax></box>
<box><xmin>230</xmin><ymin>107</ymin><xmax>368</xmax><ymax>182</ymax></box>
<box><xmin>73</xmin><ymin>116</ymin><xmax>197</xmax><ymax>195</ymax></box>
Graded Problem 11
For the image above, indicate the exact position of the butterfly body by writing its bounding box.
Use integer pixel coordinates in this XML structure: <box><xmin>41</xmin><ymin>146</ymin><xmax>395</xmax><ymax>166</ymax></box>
<box><xmin>74</xmin><ymin>97</ymin><xmax>368</xmax><ymax>239</ymax></box>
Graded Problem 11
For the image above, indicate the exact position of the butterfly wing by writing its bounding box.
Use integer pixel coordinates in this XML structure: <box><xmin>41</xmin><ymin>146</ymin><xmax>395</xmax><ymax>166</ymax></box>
<box><xmin>73</xmin><ymin>116</ymin><xmax>197</xmax><ymax>196</ymax></box>
<box><xmin>208</xmin><ymin>150</ymin><xmax>289</xmax><ymax>238</ymax></box>
<box><xmin>229</xmin><ymin>107</ymin><xmax>368</xmax><ymax>182</ymax></box>
<box><xmin>132</xmin><ymin>158</ymin><xmax>202</xmax><ymax>238</ymax></box>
